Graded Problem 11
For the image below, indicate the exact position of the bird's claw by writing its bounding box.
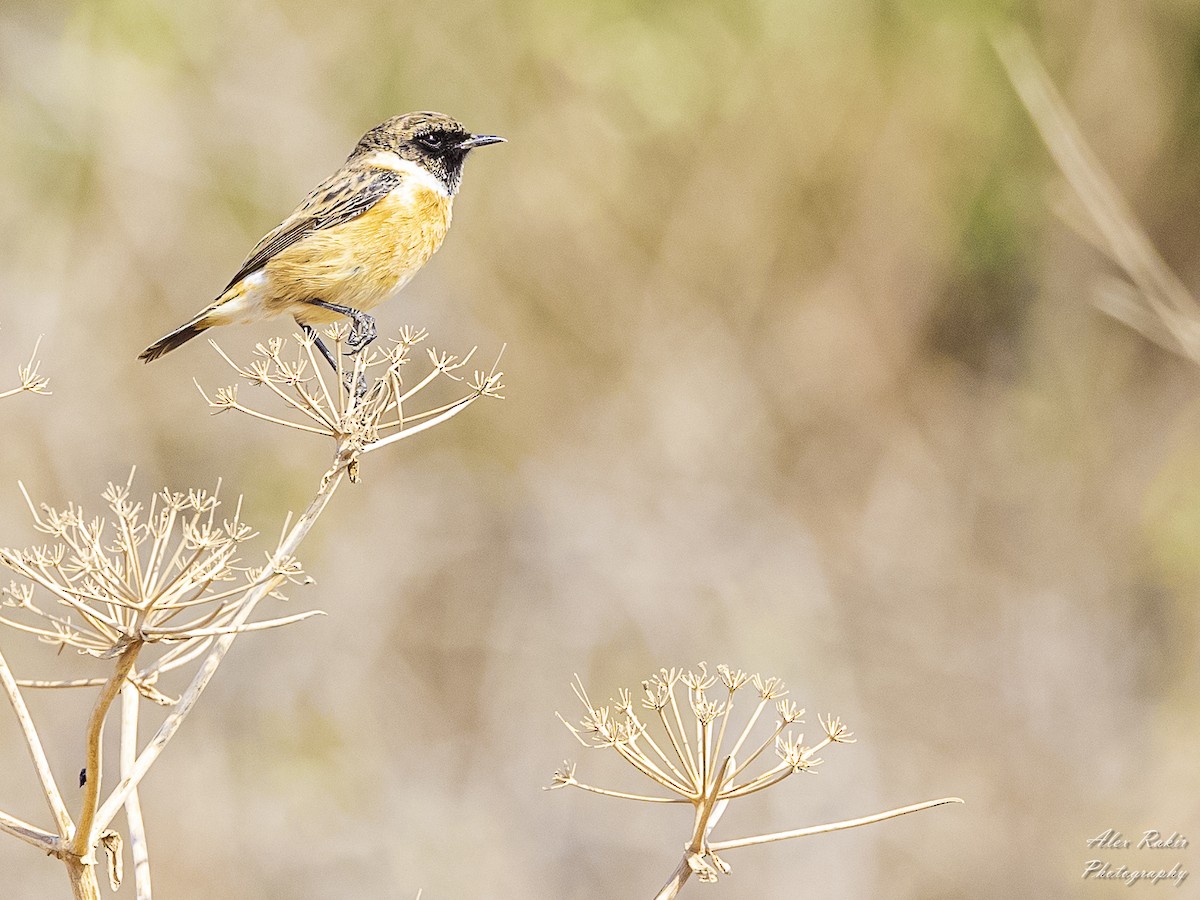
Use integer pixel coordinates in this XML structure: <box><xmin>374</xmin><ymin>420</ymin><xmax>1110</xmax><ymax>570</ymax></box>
<box><xmin>345</xmin><ymin>313</ymin><xmax>377</xmax><ymax>354</ymax></box>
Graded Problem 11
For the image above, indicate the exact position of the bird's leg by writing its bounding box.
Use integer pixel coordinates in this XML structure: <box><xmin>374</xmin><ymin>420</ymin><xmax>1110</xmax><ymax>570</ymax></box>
<box><xmin>298</xmin><ymin>320</ymin><xmax>366</xmax><ymax>399</ymax></box>
<box><xmin>297</xmin><ymin>321</ymin><xmax>338</xmax><ymax>372</ymax></box>
<box><xmin>300</xmin><ymin>299</ymin><xmax>377</xmax><ymax>353</ymax></box>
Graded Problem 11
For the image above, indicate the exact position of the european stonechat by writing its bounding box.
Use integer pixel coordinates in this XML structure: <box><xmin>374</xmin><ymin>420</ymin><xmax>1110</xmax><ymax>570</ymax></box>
<box><xmin>139</xmin><ymin>112</ymin><xmax>504</xmax><ymax>367</ymax></box>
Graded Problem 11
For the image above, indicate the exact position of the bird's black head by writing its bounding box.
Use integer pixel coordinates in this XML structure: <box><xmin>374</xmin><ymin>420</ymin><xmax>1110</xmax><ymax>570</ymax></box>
<box><xmin>352</xmin><ymin>112</ymin><xmax>505</xmax><ymax>195</ymax></box>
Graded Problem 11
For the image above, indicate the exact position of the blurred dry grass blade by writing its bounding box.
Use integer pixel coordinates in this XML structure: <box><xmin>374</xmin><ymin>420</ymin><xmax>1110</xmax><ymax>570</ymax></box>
<box><xmin>993</xmin><ymin>29</ymin><xmax>1200</xmax><ymax>360</ymax></box>
<box><xmin>198</xmin><ymin>325</ymin><xmax>504</xmax><ymax>467</ymax></box>
<box><xmin>550</xmin><ymin>664</ymin><xmax>961</xmax><ymax>898</ymax></box>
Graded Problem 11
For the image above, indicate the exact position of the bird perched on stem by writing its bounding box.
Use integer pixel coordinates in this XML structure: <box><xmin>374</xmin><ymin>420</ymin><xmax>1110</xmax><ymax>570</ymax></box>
<box><xmin>139</xmin><ymin>112</ymin><xmax>504</xmax><ymax>369</ymax></box>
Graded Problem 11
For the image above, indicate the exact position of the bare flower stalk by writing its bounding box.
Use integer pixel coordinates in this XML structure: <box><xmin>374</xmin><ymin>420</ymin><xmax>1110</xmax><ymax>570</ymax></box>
<box><xmin>120</xmin><ymin>683</ymin><xmax>151</xmax><ymax>900</ymax></box>
<box><xmin>550</xmin><ymin>663</ymin><xmax>961</xmax><ymax>897</ymax></box>
<box><xmin>0</xmin><ymin>648</ymin><xmax>71</xmax><ymax>845</ymax></box>
<box><xmin>0</xmin><ymin>328</ymin><xmax>500</xmax><ymax>898</ymax></box>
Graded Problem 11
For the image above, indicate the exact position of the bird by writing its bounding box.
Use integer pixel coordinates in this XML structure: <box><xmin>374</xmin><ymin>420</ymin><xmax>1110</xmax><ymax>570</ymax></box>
<box><xmin>138</xmin><ymin>112</ymin><xmax>504</xmax><ymax>368</ymax></box>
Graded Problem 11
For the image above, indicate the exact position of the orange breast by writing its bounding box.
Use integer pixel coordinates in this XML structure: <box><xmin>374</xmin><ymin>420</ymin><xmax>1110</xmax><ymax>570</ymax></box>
<box><xmin>264</xmin><ymin>184</ymin><xmax>453</xmax><ymax>323</ymax></box>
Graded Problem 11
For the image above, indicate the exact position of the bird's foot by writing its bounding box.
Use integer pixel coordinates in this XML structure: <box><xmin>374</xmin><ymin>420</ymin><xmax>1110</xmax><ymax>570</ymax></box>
<box><xmin>345</xmin><ymin>312</ymin><xmax>377</xmax><ymax>354</ymax></box>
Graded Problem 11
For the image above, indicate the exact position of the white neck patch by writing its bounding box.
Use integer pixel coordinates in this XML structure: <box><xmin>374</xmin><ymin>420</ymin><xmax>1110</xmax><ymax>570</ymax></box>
<box><xmin>359</xmin><ymin>150</ymin><xmax>451</xmax><ymax>198</ymax></box>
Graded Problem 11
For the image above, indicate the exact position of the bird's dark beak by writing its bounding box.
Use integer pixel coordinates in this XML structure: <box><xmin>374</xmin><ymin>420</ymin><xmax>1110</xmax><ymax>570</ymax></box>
<box><xmin>457</xmin><ymin>134</ymin><xmax>506</xmax><ymax>150</ymax></box>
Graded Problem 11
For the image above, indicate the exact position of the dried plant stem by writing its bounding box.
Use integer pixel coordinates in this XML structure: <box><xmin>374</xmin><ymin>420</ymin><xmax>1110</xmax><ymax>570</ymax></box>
<box><xmin>653</xmin><ymin>856</ymin><xmax>694</xmax><ymax>900</ymax></box>
<box><xmin>652</xmin><ymin>759</ymin><xmax>729</xmax><ymax>900</ymax></box>
<box><xmin>0</xmin><ymin>646</ymin><xmax>72</xmax><ymax>841</ymax></box>
<box><xmin>566</xmin><ymin>783</ymin><xmax>686</xmax><ymax>804</ymax></box>
<box><xmin>14</xmin><ymin>678</ymin><xmax>110</xmax><ymax>689</ymax></box>
<box><xmin>709</xmin><ymin>797</ymin><xmax>963</xmax><ymax>851</ymax></box>
<box><xmin>691</xmin><ymin>756</ymin><xmax>730</xmax><ymax>848</ymax></box>
<box><xmin>0</xmin><ymin>808</ymin><xmax>56</xmax><ymax>853</ymax></box>
<box><xmin>72</xmin><ymin>640</ymin><xmax>142</xmax><ymax>861</ymax></box>
<box><xmin>120</xmin><ymin>683</ymin><xmax>152</xmax><ymax>900</ymax></box>
<box><xmin>64</xmin><ymin>856</ymin><xmax>103</xmax><ymax>900</ymax></box>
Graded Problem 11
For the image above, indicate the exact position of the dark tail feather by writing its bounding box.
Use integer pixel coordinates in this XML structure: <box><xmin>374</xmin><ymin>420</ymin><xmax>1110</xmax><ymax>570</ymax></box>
<box><xmin>138</xmin><ymin>320</ymin><xmax>210</xmax><ymax>363</ymax></box>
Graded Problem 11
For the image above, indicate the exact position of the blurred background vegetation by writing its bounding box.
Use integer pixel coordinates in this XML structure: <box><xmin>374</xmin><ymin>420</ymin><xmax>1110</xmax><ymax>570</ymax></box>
<box><xmin>2</xmin><ymin>0</ymin><xmax>1199</xmax><ymax>896</ymax></box>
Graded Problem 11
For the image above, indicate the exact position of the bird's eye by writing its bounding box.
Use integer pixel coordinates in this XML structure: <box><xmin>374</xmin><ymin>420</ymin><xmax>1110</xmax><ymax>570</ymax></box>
<box><xmin>416</xmin><ymin>133</ymin><xmax>444</xmax><ymax>152</ymax></box>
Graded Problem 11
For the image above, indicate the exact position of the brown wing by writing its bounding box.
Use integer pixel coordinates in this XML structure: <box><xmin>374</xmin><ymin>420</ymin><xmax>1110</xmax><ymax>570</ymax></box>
<box><xmin>222</xmin><ymin>165</ymin><xmax>404</xmax><ymax>291</ymax></box>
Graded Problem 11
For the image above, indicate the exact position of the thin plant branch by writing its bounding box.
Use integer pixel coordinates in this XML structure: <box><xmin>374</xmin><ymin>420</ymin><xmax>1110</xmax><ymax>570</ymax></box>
<box><xmin>0</xmin><ymin>646</ymin><xmax>73</xmax><ymax>839</ymax></box>
<box><xmin>708</xmin><ymin>796</ymin><xmax>964</xmax><ymax>852</ymax></box>
<box><xmin>73</xmin><ymin>640</ymin><xmax>142</xmax><ymax>860</ymax></box>
<box><xmin>0</xmin><ymin>808</ymin><xmax>58</xmax><ymax>854</ymax></box>
<box><xmin>121</xmin><ymin>683</ymin><xmax>152</xmax><ymax>900</ymax></box>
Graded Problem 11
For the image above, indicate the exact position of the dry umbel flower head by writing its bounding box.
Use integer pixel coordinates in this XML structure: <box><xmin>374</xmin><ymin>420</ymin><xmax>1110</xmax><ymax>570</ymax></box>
<box><xmin>552</xmin><ymin>663</ymin><xmax>961</xmax><ymax>898</ymax></box>
<box><xmin>198</xmin><ymin>325</ymin><xmax>503</xmax><ymax>479</ymax></box>
<box><xmin>0</xmin><ymin>472</ymin><xmax>316</xmax><ymax>681</ymax></box>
